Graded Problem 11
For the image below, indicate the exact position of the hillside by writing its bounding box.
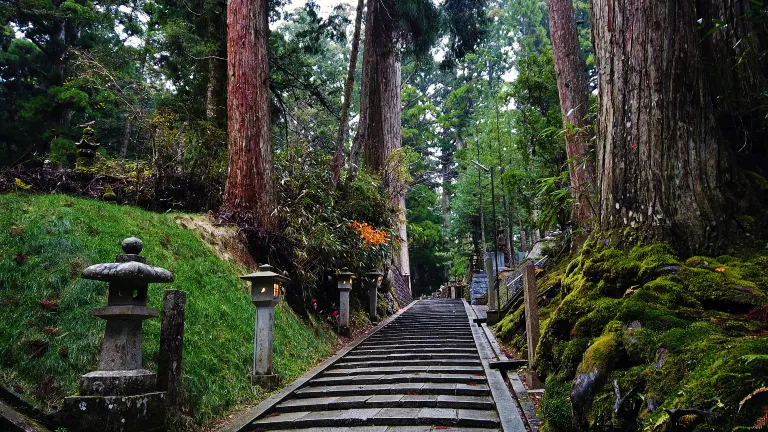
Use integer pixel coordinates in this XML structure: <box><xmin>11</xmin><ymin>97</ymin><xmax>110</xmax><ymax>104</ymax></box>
<box><xmin>0</xmin><ymin>193</ymin><xmax>339</xmax><ymax>426</ymax></box>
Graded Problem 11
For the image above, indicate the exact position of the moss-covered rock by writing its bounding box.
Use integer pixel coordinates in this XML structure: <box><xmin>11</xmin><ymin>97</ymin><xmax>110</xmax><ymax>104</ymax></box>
<box><xmin>571</xmin><ymin>332</ymin><xmax>623</xmax><ymax>428</ymax></box>
<box><xmin>497</xmin><ymin>239</ymin><xmax>768</xmax><ymax>432</ymax></box>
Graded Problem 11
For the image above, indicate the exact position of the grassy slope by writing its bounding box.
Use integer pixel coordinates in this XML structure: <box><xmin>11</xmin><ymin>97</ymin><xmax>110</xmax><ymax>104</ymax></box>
<box><xmin>0</xmin><ymin>193</ymin><xmax>338</xmax><ymax>425</ymax></box>
<box><xmin>497</xmin><ymin>241</ymin><xmax>768</xmax><ymax>431</ymax></box>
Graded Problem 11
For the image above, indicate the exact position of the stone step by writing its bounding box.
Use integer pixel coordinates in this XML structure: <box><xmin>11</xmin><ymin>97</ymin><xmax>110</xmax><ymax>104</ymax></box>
<box><xmin>275</xmin><ymin>394</ymin><xmax>495</xmax><ymax>412</ymax></box>
<box><xmin>322</xmin><ymin>365</ymin><xmax>484</xmax><ymax>376</ymax></box>
<box><xmin>333</xmin><ymin>359</ymin><xmax>481</xmax><ymax>369</ymax></box>
<box><xmin>292</xmin><ymin>383</ymin><xmax>490</xmax><ymax>398</ymax></box>
<box><xmin>362</xmin><ymin>339</ymin><xmax>475</xmax><ymax>346</ymax></box>
<box><xmin>357</xmin><ymin>344</ymin><xmax>477</xmax><ymax>351</ymax></box>
<box><xmin>360</xmin><ymin>338</ymin><xmax>475</xmax><ymax>345</ymax></box>
<box><xmin>369</xmin><ymin>333</ymin><xmax>473</xmax><ymax>338</ymax></box>
<box><xmin>252</xmin><ymin>407</ymin><xmax>500</xmax><ymax>429</ymax></box>
<box><xmin>351</xmin><ymin>348</ymin><xmax>478</xmax><ymax>356</ymax></box>
<box><xmin>307</xmin><ymin>373</ymin><xmax>487</xmax><ymax>386</ymax></box>
<box><xmin>343</xmin><ymin>353</ymin><xmax>479</xmax><ymax>362</ymax></box>
<box><xmin>266</xmin><ymin>427</ymin><xmax>499</xmax><ymax>432</ymax></box>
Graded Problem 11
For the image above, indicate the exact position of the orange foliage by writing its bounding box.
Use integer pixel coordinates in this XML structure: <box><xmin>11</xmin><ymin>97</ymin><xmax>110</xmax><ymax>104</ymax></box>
<box><xmin>351</xmin><ymin>221</ymin><xmax>389</xmax><ymax>247</ymax></box>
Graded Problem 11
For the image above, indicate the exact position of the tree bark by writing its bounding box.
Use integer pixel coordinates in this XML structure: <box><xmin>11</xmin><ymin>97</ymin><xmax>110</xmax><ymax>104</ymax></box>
<box><xmin>332</xmin><ymin>0</ymin><xmax>364</xmax><ymax>187</ymax></box>
<box><xmin>358</xmin><ymin>0</ymin><xmax>410</xmax><ymax>279</ymax></box>
<box><xmin>205</xmin><ymin>15</ymin><xmax>226</xmax><ymax>126</ymax></box>
<box><xmin>441</xmin><ymin>153</ymin><xmax>451</xmax><ymax>228</ymax></box>
<box><xmin>590</xmin><ymin>0</ymin><xmax>732</xmax><ymax>255</ymax></box>
<box><xmin>547</xmin><ymin>0</ymin><xmax>595</xmax><ymax>224</ymax></box>
<box><xmin>120</xmin><ymin>114</ymin><xmax>131</xmax><ymax>158</ymax></box>
<box><xmin>223</xmin><ymin>0</ymin><xmax>277</xmax><ymax>229</ymax></box>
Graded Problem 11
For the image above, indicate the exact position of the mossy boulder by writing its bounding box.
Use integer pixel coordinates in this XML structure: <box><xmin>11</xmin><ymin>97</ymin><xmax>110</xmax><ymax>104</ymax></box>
<box><xmin>497</xmin><ymin>240</ymin><xmax>768</xmax><ymax>432</ymax></box>
<box><xmin>571</xmin><ymin>332</ymin><xmax>623</xmax><ymax>428</ymax></box>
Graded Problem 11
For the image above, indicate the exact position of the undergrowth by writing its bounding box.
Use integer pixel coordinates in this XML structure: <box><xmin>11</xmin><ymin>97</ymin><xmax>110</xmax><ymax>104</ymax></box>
<box><xmin>0</xmin><ymin>193</ymin><xmax>339</xmax><ymax>426</ymax></box>
<box><xmin>497</xmin><ymin>239</ymin><xmax>768</xmax><ymax>431</ymax></box>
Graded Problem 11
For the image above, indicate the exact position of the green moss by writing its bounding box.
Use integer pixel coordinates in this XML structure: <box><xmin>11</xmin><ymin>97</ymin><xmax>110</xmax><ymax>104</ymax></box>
<box><xmin>540</xmin><ymin>379</ymin><xmax>577</xmax><ymax>432</ymax></box>
<box><xmin>500</xmin><ymin>237</ymin><xmax>768</xmax><ymax>431</ymax></box>
<box><xmin>572</xmin><ymin>299</ymin><xmax>621</xmax><ymax>338</ymax></box>
<box><xmin>576</xmin><ymin>332</ymin><xmax>621</xmax><ymax>377</ymax></box>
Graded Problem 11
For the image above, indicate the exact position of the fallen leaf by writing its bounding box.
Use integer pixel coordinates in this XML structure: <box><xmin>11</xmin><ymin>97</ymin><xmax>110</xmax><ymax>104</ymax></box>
<box><xmin>715</xmin><ymin>266</ymin><xmax>728</xmax><ymax>273</ymax></box>
<box><xmin>39</xmin><ymin>299</ymin><xmax>59</xmax><ymax>311</ymax></box>
<box><xmin>9</xmin><ymin>227</ymin><xmax>24</xmax><ymax>237</ymax></box>
<box><xmin>14</xmin><ymin>251</ymin><xmax>26</xmax><ymax>265</ymax></box>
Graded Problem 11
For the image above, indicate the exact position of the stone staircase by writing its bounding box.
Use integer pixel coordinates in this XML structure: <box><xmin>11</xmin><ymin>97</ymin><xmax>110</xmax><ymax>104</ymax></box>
<box><xmin>247</xmin><ymin>299</ymin><xmax>502</xmax><ymax>431</ymax></box>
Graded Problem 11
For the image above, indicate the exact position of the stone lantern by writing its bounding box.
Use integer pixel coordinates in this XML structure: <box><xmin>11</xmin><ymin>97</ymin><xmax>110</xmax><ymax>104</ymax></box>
<box><xmin>337</xmin><ymin>268</ymin><xmax>354</xmax><ymax>336</ymax></box>
<box><xmin>60</xmin><ymin>237</ymin><xmax>172</xmax><ymax>432</ymax></box>
<box><xmin>75</xmin><ymin>127</ymin><xmax>101</xmax><ymax>168</ymax></box>
<box><xmin>366</xmin><ymin>270</ymin><xmax>383</xmax><ymax>322</ymax></box>
<box><xmin>241</xmin><ymin>264</ymin><xmax>289</xmax><ymax>389</ymax></box>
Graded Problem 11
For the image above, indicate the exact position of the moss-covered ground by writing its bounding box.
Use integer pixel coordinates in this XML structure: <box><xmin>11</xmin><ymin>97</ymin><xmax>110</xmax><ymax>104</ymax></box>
<box><xmin>497</xmin><ymin>239</ymin><xmax>768</xmax><ymax>431</ymax></box>
<box><xmin>0</xmin><ymin>193</ymin><xmax>339</xmax><ymax>426</ymax></box>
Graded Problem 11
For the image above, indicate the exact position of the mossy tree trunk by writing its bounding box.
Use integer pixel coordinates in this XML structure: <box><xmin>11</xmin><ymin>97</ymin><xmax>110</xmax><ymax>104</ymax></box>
<box><xmin>223</xmin><ymin>0</ymin><xmax>276</xmax><ymax>230</ymax></box>
<box><xmin>591</xmin><ymin>0</ymin><xmax>737</xmax><ymax>254</ymax></box>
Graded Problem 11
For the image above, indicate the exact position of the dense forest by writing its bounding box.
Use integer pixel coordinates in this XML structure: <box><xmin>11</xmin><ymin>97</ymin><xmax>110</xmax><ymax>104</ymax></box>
<box><xmin>3</xmin><ymin>0</ymin><xmax>768</xmax><ymax>430</ymax></box>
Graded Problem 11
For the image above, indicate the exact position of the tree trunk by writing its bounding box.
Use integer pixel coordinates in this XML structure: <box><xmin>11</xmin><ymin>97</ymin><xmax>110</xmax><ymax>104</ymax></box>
<box><xmin>547</xmin><ymin>0</ymin><xmax>595</xmax><ymax>224</ymax></box>
<box><xmin>206</xmin><ymin>56</ymin><xmax>225</xmax><ymax>124</ymax></box>
<box><xmin>590</xmin><ymin>0</ymin><xmax>731</xmax><ymax>255</ymax></box>
<box><xmin>120</xmin><ymin>114</ymin><xmax>131</xmax><ymax>158</ymax></box>
<box><xmin>332</xmin><ymin>0</ymin><xmax>364</xmax><ymax>186</ymax></box>
<box><xmin>223</xmin><ymin>0</ymin><xmax>277</xmax><ymax>229</ymax></box>
<box><xmin>441</xmin><ymin>153</ymin><xmax>451</xmax><ymax>228</ymax></box>
<box><xmin>358</xmin><ymin>0</ymin><xmax>409</xmax><ymax>279</ymax></box>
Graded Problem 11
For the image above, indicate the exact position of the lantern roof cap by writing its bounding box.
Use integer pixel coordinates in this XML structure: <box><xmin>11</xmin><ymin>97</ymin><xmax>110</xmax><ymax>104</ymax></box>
<box><xmin>338</xmin><ymin>267</ymin><xmax>354</xmax><ymax>276</ymax></box>
<box><xmin>366</xmin><ymin>269</ymin><xmax>384</xmax><ymax>276</ymax></box>
<box><xmin>81</xmin><ymin>237</ymin><xmax>173</xmax><ymax>283</ymax></box>
<box><xmin>241</xmin><ymin>264</ymin><xmax>289</xmax><ymax>283</ymax></box>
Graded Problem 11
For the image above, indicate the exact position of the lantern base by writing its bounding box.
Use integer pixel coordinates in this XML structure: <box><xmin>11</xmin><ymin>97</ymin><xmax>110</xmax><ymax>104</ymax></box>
<box><xmin>251</xmin><ymin>373</ymin><xmax>279</xmax><ymax>389</ymax></box>
<box><xmin>59</xmin><ymin>392</ymin><xmax>166</xmax><ymax>432</ymax></box>
<box><xmin>338</xmin><ymin>326</ymin><xmax>351</xmax><ymax>337</ymax></box>
<box><xmin>80</xmin><ymin>369</ymin><xmax>156</xmax><ymax>396</ymax></box>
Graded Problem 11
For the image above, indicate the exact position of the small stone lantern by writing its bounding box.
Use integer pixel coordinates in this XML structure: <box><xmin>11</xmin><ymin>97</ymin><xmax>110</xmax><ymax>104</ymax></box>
<box><xmin>337</xmin><ymin>268</ymin><xmax>354</xmax><ymax>336</ymax></box>
<box><xmin>75</xmin><ymin>127</ymin><xmax>101</xmax><ymax>167</ymax></box>
<box><xmin>366</xmin><ymin>270</ymin><xmax>383</xmax><ymax>322</ymax></box>
<box><xmin>241</xmin><ymin>264</ymin><xmax>289</xmax><ymax>389</ymax></box>
<box><xmin>60</xmin><ymin>237</ymin><xmax>172</xmax><ymax>432</ymax></box>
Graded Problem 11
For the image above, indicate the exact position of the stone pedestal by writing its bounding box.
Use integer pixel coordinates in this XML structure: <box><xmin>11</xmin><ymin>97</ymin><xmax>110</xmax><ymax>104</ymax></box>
<box><xmin>60</xmin><ymin>237</ymin><xmax>173</xmax><ymax>432</ymax></box>
<box><xmin>368</xmin><ymin>285</ymin><xmax>378</xmax><ymax>322</ymax></box>
<box><xmin>338</xmin><ymin>288</ymin><xmax>351</xmax><ymax>336</ymax></box>
<box><xmin>252</xmin><ymin>306</ymin><xmax>278</xmax><ymax>388</ymax></box>
<box><xmin>484</xmin><ymin>256</ymin><xmax>497</xmax><ymax>309</ymax></box>
<box><xmin>60</xmin><ymin>393</ymin><xmax>166</xmax><ymax>432</ymax></box>
<box><xmin>366</xmin><ymin>271</ymin><xmax>383</xmax><ymax>323</ymax></box>
<box><xmin>337</xmin><ymin>269</ymin><xmax>354</xmax><ymax>336</ymax></box>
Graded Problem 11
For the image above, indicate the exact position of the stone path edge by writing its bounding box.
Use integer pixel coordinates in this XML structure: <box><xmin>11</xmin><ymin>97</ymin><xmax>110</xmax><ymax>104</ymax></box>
<box><xmin>476</xmin><ymin>317</ymin><xmax>539</xmax><ymax>431</ymax></box>
<box><xmin>463</xmin><ymin>300</ymin><xmax>527</xmax><ymax>432</ymax></box>
<box><xmin>219</xmin><ymin>300</ymin><xmax>420</xmax><ymax>432</ymax></box>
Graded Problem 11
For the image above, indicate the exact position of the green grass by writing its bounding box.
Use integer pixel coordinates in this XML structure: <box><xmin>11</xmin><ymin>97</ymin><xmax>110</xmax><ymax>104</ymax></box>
<box><xmin>0</xmin><ymin>193</ymin><xmax>338</xmax><ymax>425</ymax></box>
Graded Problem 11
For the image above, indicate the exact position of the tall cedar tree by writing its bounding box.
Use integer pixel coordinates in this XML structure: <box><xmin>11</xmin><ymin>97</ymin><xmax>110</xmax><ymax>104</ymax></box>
<box><xmin>546</xmin><ymin>0</ymin><xmax>594</xmax><ymax>223</ymax></box>
<box><xmin>590</xmin><ymin>0</ymin><xmax>742</xmax><ymax>254</ymax></box>
<box><xmin>331</xmin><ymin>0</ymin><xmax>364</xmax><ymax>186</ymax></box>
<box><xmin>223</xmin><ymin>0</ymin><xmax>277</xmax><ymax>229</ymax></box>
<box><xmin>357</xmin><ymin>0</ymin><xmax>409</xmax><ymax>276</ymax></box>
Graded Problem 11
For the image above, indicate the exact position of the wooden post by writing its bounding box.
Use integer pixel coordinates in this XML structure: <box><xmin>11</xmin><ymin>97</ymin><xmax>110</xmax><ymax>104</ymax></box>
<box><xmin>157</xmin><ymin>290</ymin><xmax>187</xmax><ymax>411</ymax></box>
<box><xmin>522</xmin><ymin>262</ymin><xmax>542</xmax><ymax>388</ymax></box>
